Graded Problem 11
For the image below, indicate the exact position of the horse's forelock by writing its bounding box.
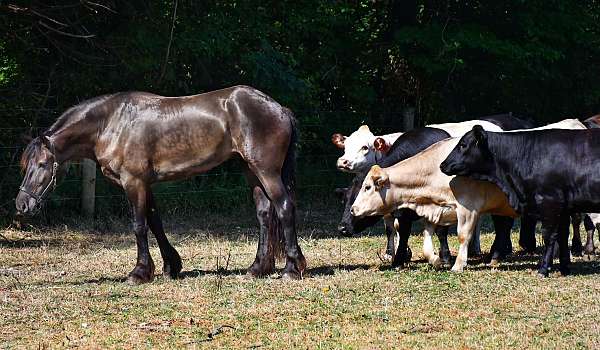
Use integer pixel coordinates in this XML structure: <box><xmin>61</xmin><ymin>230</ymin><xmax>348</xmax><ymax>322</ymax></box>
<box><xmin>20</xmin><ymin>138</ymin><xmax>42</xmax><ymax>173</ymax></box>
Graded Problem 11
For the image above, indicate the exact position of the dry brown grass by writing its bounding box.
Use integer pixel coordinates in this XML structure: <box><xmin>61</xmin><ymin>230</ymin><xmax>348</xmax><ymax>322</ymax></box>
<box><xmin>2</xmin><ymin>218</ymin><xmax>600</xmax><ymax>349</ymax></box>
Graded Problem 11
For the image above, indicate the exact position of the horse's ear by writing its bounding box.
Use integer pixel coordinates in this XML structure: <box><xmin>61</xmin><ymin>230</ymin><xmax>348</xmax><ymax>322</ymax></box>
<box><xmin>332</xmin><ymin>133</ymin><xmax>346</xmax><ymax>149</ymax></box>
<box><xmin>40</xmin><ymin>135</ymin><xmax>52</xmax><ymax>149</ymax></box>
<box><xmin>373</xmin><ymin>137</ymin><xmax>390</xmax><ymax>153</ymax></box>
<box><xmin>21</xmin><ymin>134</ymin><xmax>33</xmax><ymax>144</ymax></box>
<box><xmin>472</xmin><ymin>125</ymin><xmax>486</xmax><ymax>144</ymax></box>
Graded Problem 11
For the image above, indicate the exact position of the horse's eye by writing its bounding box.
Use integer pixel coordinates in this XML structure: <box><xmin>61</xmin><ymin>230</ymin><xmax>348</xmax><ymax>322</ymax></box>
<box><xmin>38</xmin><ymin>161</ymin><xmax>46</xmax><ymax>167</ymax></box>
<box><xmin>361</xmin><ymin>146</ymin><xmax>368</xmax><ymax>151</ymax></box>
<box><xmin>365</xmin><ymin>185</ymin><xmax>372</xmax><ymax>191</ymax></box>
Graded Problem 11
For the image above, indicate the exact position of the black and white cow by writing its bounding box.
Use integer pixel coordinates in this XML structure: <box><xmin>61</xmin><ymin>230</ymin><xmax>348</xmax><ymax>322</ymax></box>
<box><xmin>440</xmin><ymin>126</ymin><xmax>600</xmax><ymax>276</ymax></box>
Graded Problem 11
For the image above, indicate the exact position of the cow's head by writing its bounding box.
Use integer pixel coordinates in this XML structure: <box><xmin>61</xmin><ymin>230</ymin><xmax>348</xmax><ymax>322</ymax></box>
<box><xmin>440</xmin><ymin>125</ymin><xmax>495</xmax><ymax>176</ymax></box>
<box><xmin>351</xmin><ymin>165</ymin><xmax>391</xmax><ymax>218</ymax></box>
<box><xmin>332</xmin><ymin>125</ymin><xmax>390</xmax><ymax>173</ymax></box>
<box><xmin>335</xmin><ymin>176</ymin><xmax>381</xmax><ymax>236</ymax></box>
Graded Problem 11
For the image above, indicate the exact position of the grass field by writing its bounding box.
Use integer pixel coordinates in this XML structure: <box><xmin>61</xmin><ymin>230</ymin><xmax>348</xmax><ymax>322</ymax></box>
<box><xmin>2</xmin><ymin>214</ymin><xmax>600</xmax><ymax>349</ymax></box>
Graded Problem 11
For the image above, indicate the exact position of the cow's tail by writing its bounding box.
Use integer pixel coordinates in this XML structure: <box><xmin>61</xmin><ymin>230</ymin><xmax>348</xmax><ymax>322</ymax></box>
<box><xmin>267</xmin><ymin>108</ymin><xmax>297</xmax><ymax>261</ymax></box>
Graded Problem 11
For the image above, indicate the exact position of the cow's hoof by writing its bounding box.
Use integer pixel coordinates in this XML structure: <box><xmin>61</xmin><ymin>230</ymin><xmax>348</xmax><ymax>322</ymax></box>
<box><xmin>431</xmin><ymin>256</ymin><xmax>443</xmax><ymax>269</ymax></box>
<box><xmin>382</xmin><ymin>253</ymin><xmax>393</xmax><ymax>262</ymax></box>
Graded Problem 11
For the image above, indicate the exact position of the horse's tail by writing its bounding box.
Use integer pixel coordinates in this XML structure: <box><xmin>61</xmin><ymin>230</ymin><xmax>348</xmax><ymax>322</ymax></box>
<box><xmin>268</xmin><ymin>108</ymin><xmax>297</xmax><ymax>260</ymax></box>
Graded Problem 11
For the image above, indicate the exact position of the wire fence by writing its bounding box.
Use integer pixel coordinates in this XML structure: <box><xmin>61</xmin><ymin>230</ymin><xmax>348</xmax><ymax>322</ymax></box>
<box><xmin>0</xmin><ymin>106</ymin><xmax>410</xmax><ymax>227</ymax></box>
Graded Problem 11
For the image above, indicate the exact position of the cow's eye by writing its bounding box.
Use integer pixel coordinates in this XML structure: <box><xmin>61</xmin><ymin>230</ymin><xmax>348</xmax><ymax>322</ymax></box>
<box><xmin>361</xmin><ymin>146</ymin><xmax>368</xmax><ymax>151</ymax></box>
<box><xmin>365</xmin><ymin>185</ymin><xmax>372</xmax><ymax>191</ymax></box>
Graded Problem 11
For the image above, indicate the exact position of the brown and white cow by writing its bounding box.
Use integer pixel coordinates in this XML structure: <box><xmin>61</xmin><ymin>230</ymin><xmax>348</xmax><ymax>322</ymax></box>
<box><xmin>350</xmin><ymin>137</ymin><xmax>518</xmax><ymax>272</ymax></box>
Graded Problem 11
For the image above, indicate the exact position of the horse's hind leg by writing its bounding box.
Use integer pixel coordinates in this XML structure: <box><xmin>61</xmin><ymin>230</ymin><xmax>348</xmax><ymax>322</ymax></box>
<box><xmin>146</xmin><ymin>190</ymin><xmax>182</xmax><ymax>279</ymax></box>
<box><xmin>123</xmin><ymin>180</ymin><xmax>155</xmax><ymax>285</ymax></box>
<box><xmin>243</xmin><ymin>169</ymin><xmax>276</xmax><ymax>277</ymax></box>
<box><xmin>253</xmin><ymin>169</ymin><xmax>306</xmax><ymax>279</ymax></box>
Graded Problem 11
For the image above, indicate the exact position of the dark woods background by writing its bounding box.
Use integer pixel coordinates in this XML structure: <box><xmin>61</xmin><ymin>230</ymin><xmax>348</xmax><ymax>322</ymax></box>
<box><xmin>1</xmin><ymin>1</ymin><xmax>600</xmax><ymax>225</ymax></box>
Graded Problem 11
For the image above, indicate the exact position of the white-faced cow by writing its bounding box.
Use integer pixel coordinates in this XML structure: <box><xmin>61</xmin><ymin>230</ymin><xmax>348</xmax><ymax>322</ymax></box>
<box><xmin>440</xmin><ymin>126</ymin><xmax>600</xmax><ymax>276</ymax></box>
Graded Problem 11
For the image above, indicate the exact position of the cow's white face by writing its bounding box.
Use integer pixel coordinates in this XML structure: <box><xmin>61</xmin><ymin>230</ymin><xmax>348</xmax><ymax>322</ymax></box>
<box><xmin>351</xmin><ymin>165</ymin><xmax>390</xmax><ymax>217</ymax></box>
<box><xmin>334</xmin><ymin>125</ymin><xmax>377</xmax><ymax>173</ymax></box>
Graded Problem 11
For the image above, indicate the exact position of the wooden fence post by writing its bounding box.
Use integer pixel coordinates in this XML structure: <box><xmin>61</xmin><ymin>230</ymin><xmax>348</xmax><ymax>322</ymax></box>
<box><xmin>81</xmin><ymin>159</ymin><xmax>96</xmax><ymax>218</ymax></box>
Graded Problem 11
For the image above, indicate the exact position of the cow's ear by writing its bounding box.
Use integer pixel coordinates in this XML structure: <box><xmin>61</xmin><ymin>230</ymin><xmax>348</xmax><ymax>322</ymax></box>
<box><xmin>370</xmin><ymin>166</ymin><xmax>389</xmax><ymax>190</ymax></box>
<box><xmin>472</xmin><ymin>125</ymin><xmax>486</xmax><ymax>144</ymax></box>
<box><xmin>373</xmin><ymin>137</ymin><xmax>391</xmax><ymax>153</ymax></box>
<box><xmin>332</xmin><ymin>133</ymin><xmax>346</xmax><ymax>149</ymax></box>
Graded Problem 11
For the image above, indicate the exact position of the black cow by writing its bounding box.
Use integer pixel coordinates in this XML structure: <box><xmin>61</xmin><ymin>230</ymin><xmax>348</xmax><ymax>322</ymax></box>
<box><xmin>440</xmin><ymin>126</ymin><xmax>600</xmax><ymax>276</ymax></box>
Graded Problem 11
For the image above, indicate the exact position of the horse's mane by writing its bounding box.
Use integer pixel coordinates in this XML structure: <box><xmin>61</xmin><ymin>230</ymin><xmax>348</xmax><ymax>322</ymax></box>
<box><xmin>46</xmin><ymin>94</ymin><xmax>115</xmax><ymax>135</ymax></box>
<box><xmin>21</xmin><ymin>94</ymin><xmax>116</xmax><ymax>172</ymax></box>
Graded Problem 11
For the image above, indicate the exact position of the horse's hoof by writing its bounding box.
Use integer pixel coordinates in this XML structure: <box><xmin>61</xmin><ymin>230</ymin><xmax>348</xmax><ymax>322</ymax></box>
<box><xmin>127</xmin><ymin>261</ymin><xmax>155</xmax><ymax>285</ymax></box>
<box><xmin>571</xmin><ymin>250</ymin><xmax>583</xmax><ymax>258</ymax></box>
<box><xmin>246</xmin><ymin>261</ymin><xmax>274</xmax><ymax>278</ymax></box>
<box><xmin>163</xmin><ymin>253</ymin><xmax>182</xmax><ymax>279</ymax></box>
<box><xmin>281</xmin><ymin>270</ymin><xmax>302</xmax><ymax>280</ymax></box>
<box><xmin>489</xmin><ymin>258</ymin><xmax>500</xmax><ymax>268</ymax></box>
<box><xmin>127</xmin><ymin>271</ymin><xmax>154</xmax><ymax>285</ymax></box>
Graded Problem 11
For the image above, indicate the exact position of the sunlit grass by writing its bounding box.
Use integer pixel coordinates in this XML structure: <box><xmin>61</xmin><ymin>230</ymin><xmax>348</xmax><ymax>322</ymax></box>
<box><xmin>1</xmin><ymin>221</ymin><xmax>600</xmax><ymax>349</ymax></box>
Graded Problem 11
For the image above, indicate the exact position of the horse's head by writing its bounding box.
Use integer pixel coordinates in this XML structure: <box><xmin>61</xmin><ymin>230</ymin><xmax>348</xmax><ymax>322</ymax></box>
<box><xmin>16</xmin><ymin>135</ymin><xmax>59</xmax><ymax>216</ymax></box>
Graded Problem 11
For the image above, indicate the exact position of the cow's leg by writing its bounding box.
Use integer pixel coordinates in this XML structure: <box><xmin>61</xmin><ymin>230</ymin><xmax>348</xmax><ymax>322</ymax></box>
<box><xmin>383</xmin><ymin>214</ymin><xmax>397</xmax><ymax>261</ymax></box>
<box><xmin>392</xmin><ymin>214</ymin><xmax>412</xmax><ymax>267</ymax></box>
<box><xmin>538</xmin><ymin>214</ymin><xmax>561</xmax><ymax>277</ymax></box>
<box><xmin>451</xmin><ymin>209</ymin><xmax>479</xmax><ymax>273</ymax></box>
<box><xmin>146</xmin><ymin>190</ymin><xmax>182</xmax><ymax>279</ymax></box>
<box><xmin>243</xmin><ymin>167</ymin><xmax>277</xmax><ymax>277</ymax></box>
<box><xmin>436</xmin><ymin>226</ymin><xmax>451</xmax><ymax>265</ymax></box>
<box><xmin>570</xmin><ymin>213</ymin><xmax>583</xmax><ymax>257</ymax></box>
<box><xmin>124</xmin><ymin>180</ymin><xmax>155</xmax><ymax>285</ymax></box>
<box><xmin>490</xmin><ymin>215</ymin><xmax>514</xmax><ymax>266</ymax></box>
<box><xmin>519</xmin><ymin>214</ymin><xmax>537</xmax><ymax>253</ymax></box>
<box><xmin>468</xmin><ymin>219</ymin><xmax>482</xmax><ymax>256</ymax></box>
<box><xmin>422</xmin><ymin>222</ymin><xmax>442</xmax><ymax>268</ymax></box>
<box><xmin>583</xmin><ymin>214</ymin><xmax>596</xmax><ymax>255</ymax></box>
<box><xmin>557</xmin><ymin>215</ymin><xmax>571</xmax><ymax>276</ymax></box>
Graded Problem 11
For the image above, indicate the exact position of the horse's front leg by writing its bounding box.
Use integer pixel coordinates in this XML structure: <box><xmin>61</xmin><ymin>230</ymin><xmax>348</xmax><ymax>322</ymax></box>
<box><xmin>422</xmin><ymin>222</ymin><xmax>442</xmax><ymax>268</ymax></box>
<box><xmin>124</xmin><ymin>181</ymin><xmax>155</xmax><ymax>285</ymax></box>
<box><xmin>451</xmin><ymin>209</ymin><xmax>479</xmax><ymax>273</ymax></box>
<box><xmin>146</xmin><ymin>190</ymin><xmax>182</xmax><ymax>279</ymax></box>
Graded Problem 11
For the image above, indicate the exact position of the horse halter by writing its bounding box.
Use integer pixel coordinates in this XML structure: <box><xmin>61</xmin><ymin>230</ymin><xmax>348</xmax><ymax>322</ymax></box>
<box><xmin>18</xmin><ymin>139</ymin><xmax>59</xmax><ymax>213</ymax></box>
